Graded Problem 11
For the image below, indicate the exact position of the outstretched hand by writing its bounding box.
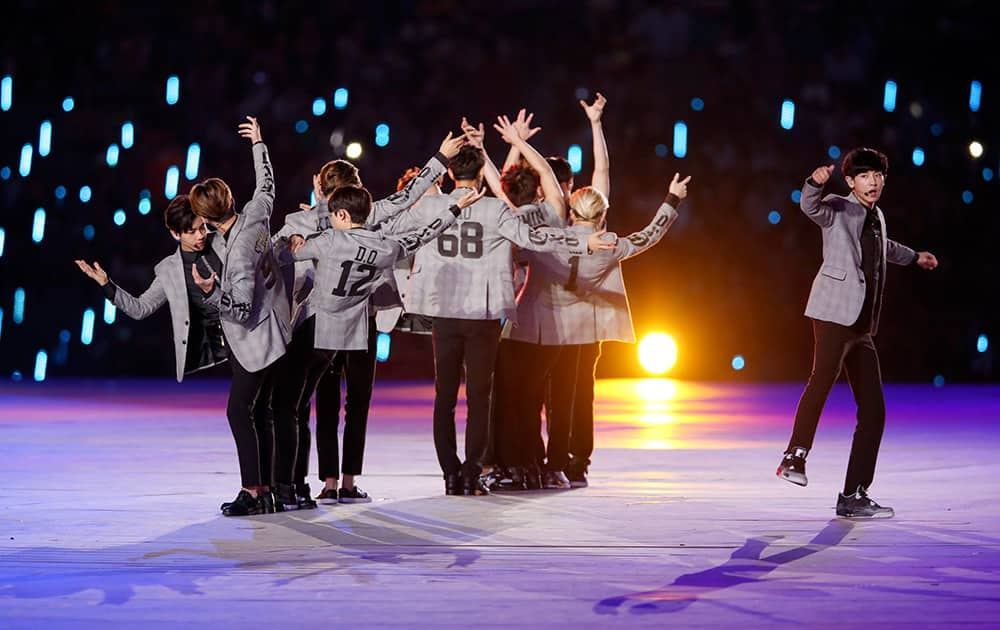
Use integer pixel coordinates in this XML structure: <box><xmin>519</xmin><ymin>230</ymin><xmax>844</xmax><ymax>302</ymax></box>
<box><xmin>579</xmin><ymin>92</ymin><xmax>607</xmax><ymax>123</ymax></box>
<box><xmin>916</xmin><ymin>251</ymin><xmax>938</xmax><ymax>270</ymax></box>
<box><xmin>811</xmin><ymin>164</ymin><xmax>835</xmax><ymax>184</ymax></box>
<box><xmin>511</xmin><ymin>108</ymin><xmax>541</xmax><ymax>141</ymax></box>
<box><xmin>191</xmin><ymin>263</ymin><xmax>217</xmax><ymax>293</ymax></box>
<box><xmin>75</xmin><ymin>259</ymin><xmax>109</xmax><ymax>286</ymax></box>
<box><xmin>239</xmin><ymin>116</ymin><xmax>262</xmax><ymax>143</ymax></box>
<box><xmin>587</xmin><ymin>229</ymin><xmax>617</xmax><ymax>252</ymax></box>
<box><xmin>460</xmin><ymin>118</ymin><xmax>485</xmax><ymax>150</ymax></box>
<box><xmin>668</xmin><ymin>173</ymin><xmax>692</xmax><ymax>199</ymax></box>
<box><xmin>493</xmin><ymin>115</ymin><xmax>521</xmax><ymax>145</ymax></box>
<box><xmin>438</xmin><ymin>131</ymin><xmax>468</xmax><ymax>159</ymax></box>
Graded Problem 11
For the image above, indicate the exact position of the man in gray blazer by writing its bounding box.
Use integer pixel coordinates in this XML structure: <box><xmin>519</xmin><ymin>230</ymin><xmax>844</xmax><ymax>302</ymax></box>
<box><xmin>400</xmin><ymin>134</ymin><xmax>610</xmax><ymax>496</ymax></box>
<box><xmin>777</xmin><ymin>147</ymin><xmax>938</xmax><ymax>519</ymax></box>
<box><xmin>76</xmin><ymin>195</ymin><xmax>226</xmax><ymax>383</ymax></box>
<box><xmin>191</xmin><ymin>116</ymin><xmax>291</xmax><ymax>517</ymax></box>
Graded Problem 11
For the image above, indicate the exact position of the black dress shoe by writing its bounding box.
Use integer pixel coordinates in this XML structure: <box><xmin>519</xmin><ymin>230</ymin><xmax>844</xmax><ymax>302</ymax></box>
<box><xmin>295</xmin><ymin>483</ymin><xmax>318</xmax><ymax>510</ymax></box>
<box><xmin>445</xmin><ymin>473</ymin><xmax>464</xmax><ymax>495</ymax></box>
<box><xmin>273</xmin><ymin>482</ymin><xmax>299</xmax><ymax>511</ymax></box>
<box><xmin>463</xmin><ymin>476</ymin><xmax>490</xmax><ymax>496</ymax></box>
<box><xmin>259</xmin><ymin>490</ymin><xmax>284</xmax><ymax>514</ymax></box>
<box><xmin>222</xmin><ymin>490</ymin><xmax>264</xmax><ymax>517</ymax></box>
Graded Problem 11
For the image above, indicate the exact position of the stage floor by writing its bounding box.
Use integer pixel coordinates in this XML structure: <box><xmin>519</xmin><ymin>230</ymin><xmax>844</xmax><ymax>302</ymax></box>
<box><xmin>2</xmin><ymin>378</ymin><xmax>999</xmax><ymax>627</ymax></box>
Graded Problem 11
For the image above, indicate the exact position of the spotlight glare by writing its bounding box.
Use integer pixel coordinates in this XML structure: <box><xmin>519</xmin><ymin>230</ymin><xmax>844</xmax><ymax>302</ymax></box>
<box><xmin>638</xmin><ymin>333</ymin><xmax>678</xmax><ymax>375</ymax></box>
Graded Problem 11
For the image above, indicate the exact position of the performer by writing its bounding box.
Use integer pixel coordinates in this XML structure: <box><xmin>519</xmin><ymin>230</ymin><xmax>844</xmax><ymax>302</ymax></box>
<box><xmin>776</xmin><ymin>148</ymin><xmax>938</xmax><ymax>519</ymax></box>
<box><xmin>189</xmin><ymin>116</ymin><xmax>291</xmax><ymax>517</ymax></box>
<box><xmin>268</xmin><ymin>182</ymin><xmax>483</xmax><ymax>510</ymax></box>
<box><xmin>398</xmin><ymin>135</ymin><xmax>613</xmax><ymax>497</ymax></box>
<box><xmin>503</xmin><ymin>175</ymin><xmax>689</xmax><ymax>491</ymax></box>
<box><xmin>75</xmin><ymin>195</ymin><xmax>226</xmax><ymax>383</ymax></box>
<box><xmin>273</xmin><ymin>133</ymin><xmax>465</xmax><ymax>506</ymax></box>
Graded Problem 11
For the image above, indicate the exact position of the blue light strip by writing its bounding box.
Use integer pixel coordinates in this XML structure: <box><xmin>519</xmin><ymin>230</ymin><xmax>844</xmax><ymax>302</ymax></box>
<box><xmin>673</xmin><ymin>122</ymin><xmax>688</xmax><ymax>158</ymax></box>
<box><xmin>32</xmin><ymin>208</ymin><xmax>45</xmax><ymax>243</ymax></box>
<box><xmin>38</xmin><ymin>121</ymin><xmax>52</xmax><ymax>156</ymax></box>
<box><xmin>185</xmin><ymin>143</ymin><xmax>200</xmax><ymax>180</ymax></box>
<box><xmin>81</xmin><ymin>308</ymin><xmax>95</xmax><ymax>345</ymax></box>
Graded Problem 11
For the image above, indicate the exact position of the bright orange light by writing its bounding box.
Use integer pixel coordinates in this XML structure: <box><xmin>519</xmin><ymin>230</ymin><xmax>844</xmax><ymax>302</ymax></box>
<box><xmin>638</xmin><ymin>333</ymin><xmax>678</xmax><ymax>375</ymax></box>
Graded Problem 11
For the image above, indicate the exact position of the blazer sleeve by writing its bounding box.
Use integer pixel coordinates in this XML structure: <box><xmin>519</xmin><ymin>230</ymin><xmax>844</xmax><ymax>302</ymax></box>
<box><xmin>613</xmin><ymin>201</ymin><xmax>680</xmax><ymax>261</ymax></box>
<box><xmin>800</xmin><ymin>179</ymin><xmax>836</xmax><ymax>228</ymax></box>
<box><xmin>241</xmin><ymin>142</ymin><xmax>275</xmax><ymax>223</ymax></box>
<box><xmin>204</xmin><ymin>239</ymin><xmax>255</xmax><ymax>324</ymax></box>
<box><xmin>887</xmin><ymin>238</ymin><xmax>918</xmax><ymax>265</ymax></box>
<box><xmin>389</xmin><ymin>204</ymin><xmax>461</xmax><ymax>260</ymax></box>
<box><xmin>497</xmin><ymin>204</ymin><xmax>588</xmax><ymax>255</ymax></box>
<box><xmin>367</xmin><ymin>152</ymin><xmax>448</xmax><ymax>226</ymax></box>
<box><xmin>111</xmin><ymin>275</ymin><xmax>168</xmax><ymax>320</ymax></box>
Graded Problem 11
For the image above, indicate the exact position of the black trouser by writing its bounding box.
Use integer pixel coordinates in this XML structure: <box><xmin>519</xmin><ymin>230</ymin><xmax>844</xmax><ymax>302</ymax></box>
<box><xmin>492</xmin><ymin>339</ymin><xmax>561</xmax><ymax>469</ymax></box>
<box><xmin>309</xmin><ymin>318</ymin><xmax>378</xmax><ymax>482</ymax></box>
<box><xmin>431</xmin><ymin>317</ymin><xmax>501</xmax><ymax>479</ymax></box>
<box><xmin>227</xmin><ymin>353</ymin><xmax>275</xmax><ymax>488</ymax></box>
<box><xmin>788</xmin><ymin>319</ymin><xmax>886</xmax><ymax>495</ymax></box>
<box><xmin>272</xmin><ymin>317</ymin><xmax>336</xmax><ymax>487</ymax></box>
<box><xmin>546</xmin><ymin>342</ymin><xmax>601</xmax><ymax>472</ymax></box>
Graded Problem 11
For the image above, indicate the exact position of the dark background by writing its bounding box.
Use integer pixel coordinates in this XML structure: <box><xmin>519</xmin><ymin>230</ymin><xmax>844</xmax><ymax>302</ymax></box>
<box><xmin>0</xmin><ymin>1</ymin><xmax>995</xmax><ymax>383</ymax></box>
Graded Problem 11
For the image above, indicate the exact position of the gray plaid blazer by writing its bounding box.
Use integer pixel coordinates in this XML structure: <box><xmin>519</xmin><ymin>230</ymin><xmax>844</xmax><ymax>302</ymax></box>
<box><xmin>274</xmin><ymin>152</ymin><xmax>449</xmax><ymax>331</ymax></box>
<box><xmin>290</xmin><ymin>204</ymin><xmax>458</xmax><ymax>350</ymax></box>
<box><xmin>404</xmin><ymin>189</ymin><xmax>587</xmax><ymax>321</ymax></box>
<box><xmin>112</xmin><ymin>248</ymin><xmax>225</xmax><ymax>382</ymax></box>
<box><xmin>505</xmin><ymin>201</ymin><xmax>679</xmax><ymax>344</ymax></box>
<box><xmin>800</xmin><ymin>181</ymin><xmax>916</xmax><ymax>334</ymax></box>
<box><xmin>205</xmin><ymin>142</ymin><xmax>291</xmax><ymax>372</ymax></box>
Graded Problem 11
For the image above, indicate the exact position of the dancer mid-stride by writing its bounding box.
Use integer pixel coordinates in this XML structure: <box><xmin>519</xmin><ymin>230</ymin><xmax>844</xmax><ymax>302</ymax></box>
<box><xmin>777</xmin><ymin>148</ymin><xmax>938</xmax><ymax>519</ymax></box>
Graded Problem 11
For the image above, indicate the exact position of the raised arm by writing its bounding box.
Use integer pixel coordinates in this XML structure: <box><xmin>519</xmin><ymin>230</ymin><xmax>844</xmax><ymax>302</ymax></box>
<box><xmin>367</xmin><ymin>132</ymin><xmax>466</xmax><ymax>226</ymax></box>
<box><xmin>495</xmin><ymin>113</ymin><xmax>567</xmax><ymax>220</ymax></box>
<box><xmin>462</xmin><ymin>117</ymin><xmax>511</xmax><ymax>206</ymax></box>
<box><xmin>76</xmin><ymin>259</ymin><xmax>167</xmax><ymax>320</ymax></box>
<box><xmin>580</xmin><ymin>92</ymin><xmax>610</xmax><ymax>197</ymax></box>
<box><xmin>613</xmin><ymin>173</ymin><xmax>689</xmax><ymax>261</ymax></box>
<box><xmin>390</xmin><ymin>189</ymin><xmax>485</xmax><ymax>260</ymax></box>
<box><xmin>235</xmin><ymin>117</ymin><xmax>275</xmax><ymax>225</ymax></box>
<box><xmin>500</xmin><ymin>109</ymin><xmax>540</xmax><ymax>182</ymax></box>
<box><xmin>497</xmin><ymin>204</ymin><xmax>610</xmax><ymax>255</ymax></box>
<box><xmin>800</xmin><ymin>164</ymin><xmax>836</xmax><ymax>228</ymax></box>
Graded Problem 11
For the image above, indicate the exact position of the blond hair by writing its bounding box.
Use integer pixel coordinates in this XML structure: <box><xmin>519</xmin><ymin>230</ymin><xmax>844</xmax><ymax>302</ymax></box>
<box><xmin>570</xmin><ymin>186</ymin><xmax>609</xmax><ymax>222</ymax></box>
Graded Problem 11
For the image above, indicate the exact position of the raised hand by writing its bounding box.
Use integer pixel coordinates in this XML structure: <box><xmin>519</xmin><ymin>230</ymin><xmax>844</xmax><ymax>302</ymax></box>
<box><xmin>511</xmin><ymin>108</ymin><xmax>541</xmax><ymax>141</ymax></box>
<box><xmin>668</xmin><ymin>173</ymin><xmax>692</xmax><ymax>199</ymax></box>
<box><xmin>916</xmin><ymin>251</ymin><xmax>938</xmax><ymax>270</ymax></box>
<box><xmin>456</xmin><ymin>187</ymin><xmax>487</xmax><ymax>209</ymax></box>
<box><xmin>579</xmin><ymin>92</ymin><xmax>607</xmax><ymax>123</ymax></box>
<box><xmin>460</xmin><ymin>117</ymin><xmax>485</xmax><ymax>150</ymax></box>
<box><xmin>811</xmin><ymin>164</ymin><xmax>835</xmax><ymax>185</ymax></box>
<box><xmin>238</xmin><ymin>116</ymin><xmax>263</xmax><ymax>144</ymax></box>
<box><xmin>191</xmin><ymin>263</ymin><xmax>217</xmax><ymax>293</ymax></box>
<box><xmin>438</xmin><ymin>131</ymin><xmax>467</xmax><ymax>159</ymax></box>
<box><xmin>493</xmin><ymin>115</ymin><xmax>520</xmax><ymax>145</ymax></box>
<box><xmin>75</xmin><ymin>259</ymin><xmax>109</xmax><ymax>286</ymax></box>
<box><xmin>587</xmin><ymin>229</ymin><xmax>617</xmax><ymax>252</ymax></box>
